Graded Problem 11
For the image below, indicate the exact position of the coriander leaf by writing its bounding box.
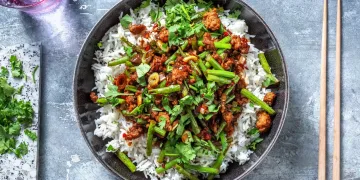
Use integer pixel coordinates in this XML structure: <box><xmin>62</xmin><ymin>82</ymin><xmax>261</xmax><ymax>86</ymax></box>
<box><xmin>9</xmin><ymin>122</ymin><xmax>21</xmax><ymax>136</ymax></box>
<box><xmin>124</xmin><ymin>46</ymin><xmax>133</xmax><ymax>57</ymax></box>
<box><xmin>0</xmin><ymin>67</ymin><xmax>9</xmax><ymax>78</ymax></box>
<box><xmin>197</xmin><ymin>0</ymin><xmax>213</xmax><ymax>9</ymax></box>
<box><xmin>228</xmin><ymin>10</ymin><xmax>241</xmax><ymax>19</ymax></box>
<box><xmin>158</xmin><ymin>116</ymin><xmax>167</xmax><ymax>129</ymax></box>
<box><xmin>208</xmin><ymin>104</ymin><xmax>220</xmax><ymax>113</ymax></box>
<box><xmin>120</xmin><ymin>14</ymin><xmax>134</xmax><ymax>29</ymax></box>
<box><xmin>140</xmin><ymin>0</ymin><xmax>151</xmax><ymax>8</ymax></box>
<box><xmin>136</xmin><ymin>63</ymin><xmax>151</xmax><ymax>78</ymax></box>
<box><xmin>108</xmin><ymin>97</ymin><xmax>125</xmax><ymax>107</ymax></box>
<box><xmin>162</xmin><ymin>97</ymin><xmax>172</xmax><ymax>113</ymax></box>
<box><xmin>24</xmin><ymin>129</ymin><xmax>37</xmax><ymax>141</ymax></box>
<box><xmin>9</xmin><ymin>55</ymin><xmax>24</xmax><ymax>78</ymax></box>
<box><xmin>175</xmin><ymin>142</ymin><xmax>196</xmax><ymax>163</ymax></box>
<box><xmin>0</xmin><ymin>77</ymin><xmax>15</xmax><ymax>97</ymax></box>
<box><xmin>106</xmin><ymin>145</ymin><xmax>116</xmax><ymax>152</ymax></box>
<box><xmin>179</xmin><ymin>95</ymin><xmax>194</xmax><ymax>107</ymax></box>
<box><xmin>14</xmin><ymin>142</ymin><xmax>28</xmax><ymax>158</ymax></box>
<box><xmin>136</xmin><ymin>76</ymin><xmax>147</xmax><ymax>86</ymax></box>
<box><xmin>0</xmin><ymin>139</ymin><xmax>8</xmax><ymax>154</ymax></box>
<box><xmin>97</xmin><ymin>42</ymin><xmax>103</xmax><ymax>48</ymax></box>
<box><xmin>104</xmin><ymin>84</ymin><xmax>121</xmax><ymax>98</ymax></box>
<box><xmin>171</xmin><ymin>105</ymin><xmax>182</xmax><ymax>117</ymax></box>
<box><xmin>247</xmin><ymin>128</ymin><xmax>259</xmax><ymax>135</ymax></box>
<box><xmin>247</xmin><ymin>137</ymin><xmax>263</xmax><ymax>151</ymax></box>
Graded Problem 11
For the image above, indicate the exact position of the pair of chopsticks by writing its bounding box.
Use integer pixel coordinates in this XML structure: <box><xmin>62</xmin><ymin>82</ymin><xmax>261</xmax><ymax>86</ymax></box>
<box><xmin>319</xmin><ymin>0</ymin><xmax>341</xmax><ymax>179</ymax></box>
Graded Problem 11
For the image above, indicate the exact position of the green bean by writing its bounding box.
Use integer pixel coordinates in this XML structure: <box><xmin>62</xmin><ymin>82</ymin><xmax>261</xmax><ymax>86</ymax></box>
<box><xmin>165</xmin><ymin>153</ymin><xmax>180</xmax><ymax>157</ymax></box>
<box><xmin>207</xmin><ymin>75</ymin><xmax>232</xmax><ymax>84</ymax></box>
<box><xmin>116</xmin><ymin>151</ymin><xmax>136</xmax><ymax>173</ymax></box>
<box><xmin>207</xmin><ymin>146</ymin><xmax>231</xmax><ymax>180</ymax></box>
<box><xmin>108</xmin><ymin>56</ymin><xmax>130</xmax><ymax>66</ymax></box>
<box><xmin>154</xmin><ymin>126</ymin><xmax>166</xmax><ymax>137</ymax></box>
<box><xmin>216</xmin><ymin>49</ymin><xmax>226</xmax><ymax>55</ymax></box>
<box><xmin>198</xmin><ymin>59</ymin><xmax>208</xmax><ymax>76</ymax></box>
<box><xmin>206</xmin><ymin>55</ymin><xmax>224</xmax><ymax>70</ymax></box>
<box><xmin>156</xmin><ymin>158</ymin><xmax>181</xmax><ymax>174</ymax></box>
<box><xmin>224</xmin><ymin>75</ymin><xmax>240</xmax><ymax>95</ymax></box>
<box><xmin>125</xmin><ymin>85</ymin><xmax>137</xmax><ymax>93</ymax></box>
<box><xmin>207</xmin><ymin>70</ymin><xmax>235</xmax><ymax>79</ymax></box>
<box><xmin>241</xmin><ymin>89</ymin><xmax>276</xmax><ymax>115</ymax></box>
<box><xmin>198</xmin><ymin>51</ymin><xmax>209</xmax><ymax>59</ymax></box>
<box><xmin>174</xmin><ymin>164</ymin><xmax>199</xmax><ymax>180</ymax></box>
<box><xmin>258</xmin><ymin>53</ymin><xmax>272</xmax><ymax>74</ymax></box>
<box><xmin>149</xmin><ymin>85</ymin><xmax>181</xmax><ymax>94</ymax></box>
<box><xmin>189</xmin><ymin>85</ymin><xmax>199</xmax><ymax>92</ymax></box>
<box><xmin>225</xmin><ymin>95</ymin><xmax>235</xmax><ymax>104</ymax></box>
<box><xmin>187</xmin><ymin>109</ymin><xmax>200</xmax><ymax>135</ymax></box>
<box><xmin>125</xmin><ymin>61</ymin><xmax>134</xmax><ymax>67</ymax></box>
<box><xmin>136</xmin><ymin>118</ymin><xmax>147</xmax><ymax>125</ymax></box>
<box><xmin>146</xmin><ymin>121</ymin><xmax>156</xmax><ymax>156</ymax></box>
<box><xmin>120</xmin><ymin>37</ymin><xmax>144</xmax><ymax>54</ymax></box>
<box><xmin>159</xmin><ymin>80</ymin><xmax>167</xmax><ymax>88</ymax></box>
<box><xmin>197</xmin><ymin>40</ymin><xmax>204</xmax><ymax>46</ymax></box>
<box><xmin>189</xmin><ymin>61</ymin><xmax>202</xmax><ymax>76</ymax></box>
<box><xmin>219</xmin><ymin>132</ymin><xmax>228</xmax><ymax>151</ymax></box>
<box><xmin>205</xmin><ymin>61</ymin><xmax>211</xmax><ymax>68</ymax></box>
<box><xmin>157</xmin><ymin>141</ymin><xmax>168</xmax><ymax>163</ymax></box>
<box><xmin>208</xmin><ymin>140</ymin><xmax>218</xmax><ymax>153</ymax></box>
<box><xmin>184</xmin><ymin>164</ymin><xmax>219</xmax><ymax>174</ymax></box>
<box><xmin>165</xmin><ymin>40</ymin><xmax>189</xmax><ymax>64</ymax></box>
<box><xmin>215</xmin><ymin>121</ymin><xmax>227</xmax><ymax>139</ymax></box>
<box><xmin>214</xmin><ymin>42</ymin><xmax>231</xmax><ymax>49</ymax></box>
<box><xmin>218</xmin><ymin>36</ymin><xmax>231</xmax><ymax>43</ymax></box>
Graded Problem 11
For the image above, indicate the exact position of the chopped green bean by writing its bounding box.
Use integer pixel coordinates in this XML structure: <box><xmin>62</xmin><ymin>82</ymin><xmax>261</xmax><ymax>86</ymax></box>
<box><xmin>154</xmin><ymin>126</ymin><xmax>166</xmax><ymax>137</ymax></box>
<box><xmin>214</xmin><ymin>42</ymin><xmax>231</xmax><ymax>49</ymax></box>
<box><xmin>175</xmin><ymin>164</ymin><xmax>199</xmax><ymax>180</ymax></box>
<box><xmin>207</xmin><ymin>75</ymin><xmax>232</xmax><ymax>84</ymax></box>
<box><xmin>241</xmin><ymin>89</ymin><xmax>276</xmax><ymax>115</ymax></box>
<box><xmin>206</xmin><ymin>55</ymin><xmax>224</xmax><ymax>70</ymax></box>
<box><xmin>108</xmin><ymin>56</ymin><xmax>130</xmax><ymax>66</ymax></box>
<box><xmin>156</xmin><ymin>158</ymin><xmax>181</xmax><ymax>174</ymax></box>
<box><xmin>207</xmin><ymin>70</ymin><xmax>235</xmax><ymax>79</ymax></box>
<box><xmin>116</xmin><ymin>151</ymin><xmax>136</xmax><ymax>173</ymax></box>
<box><xmin>184</xmin><ymin>164</ymin><xmax>219</xmax><ymax>174</ymax></box>
<box><xmin>146</xmin><ymin>121</ymin><xmax>156</xmax><ymax>156</ymax></box>
<box><xmin>149</xmin><ymin>85</ymin><xmax>181</xmax><ymax>94</ymax></box>
<box><xmin>258</xmin><ymin>53</ymin><xmax>271</xmax><ymax>74</ymax></box>
<box><xmin>125</xmin><ymin>85</ymin><xmax>137</xmax><ymax>92</ymax></box>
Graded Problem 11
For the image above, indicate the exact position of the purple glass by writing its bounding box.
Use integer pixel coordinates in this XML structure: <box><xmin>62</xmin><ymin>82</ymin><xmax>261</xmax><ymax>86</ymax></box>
<box><xmin>0</xmin><ymin>0</ymin><xmax>61</xmax><ymax>13</ymax></box>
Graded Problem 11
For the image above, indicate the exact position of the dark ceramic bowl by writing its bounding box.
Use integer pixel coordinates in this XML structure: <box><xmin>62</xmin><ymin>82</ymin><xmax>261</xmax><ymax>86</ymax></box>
<box><xmin>73</xmin><ymin>0</ymin><xmax>289</xmax><ymax>179</ymax></box>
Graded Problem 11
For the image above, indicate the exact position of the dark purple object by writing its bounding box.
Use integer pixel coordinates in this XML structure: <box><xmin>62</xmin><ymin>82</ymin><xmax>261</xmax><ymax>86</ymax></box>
<box><xmin>73</xmin><ymin>0</ymin><xmax>289</xmax><ymax>179</ymax></box>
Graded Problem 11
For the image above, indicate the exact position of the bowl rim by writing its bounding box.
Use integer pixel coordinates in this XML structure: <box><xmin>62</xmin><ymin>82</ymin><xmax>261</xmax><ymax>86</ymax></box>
<box><xmin>73</xmin><ymin>0</ymin><xmax>289</xmax><ymax>179</ymax></box>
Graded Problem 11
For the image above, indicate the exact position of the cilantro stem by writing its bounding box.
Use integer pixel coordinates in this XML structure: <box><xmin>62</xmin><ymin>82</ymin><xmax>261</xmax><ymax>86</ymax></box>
<box><xmin>164</xmin><ymin>153</ymin><xmax>180</xmax><ymax>157</ymax></box>
<box><xmin>214</xmin><ymin>42</ymin><xmax>232</xmax><ymax>49</ymax></box>
<box><xmin>174</xmin><ymin>164</ymin><xmax>199</xmax><ymax>180</ymax></box>
<box><xmin>116</xmin><ymin>151</ymin><xmax>136</xmax><ymax>173</ymax></box>
<box><xmin>154</xmin><ymin>126</ymin><xmax>166</xmax><ymax>137</ymax></box>
<box><xmin>156</xmin><ymin>158</ymin><xmax>181</xmax><ymax>174</ymax></box>
<box><xmin>165</xmin><ymin>41</ymin><xmax>189</xmax><ymax>65</ymax></box>
<box><xmin>32</xmin><ymin>65</ymin><xmax>39</xmax><ymax>84</ymax></box>
<box><xmin>189</xmin><ymin>61</ymin><xmax>202</xmax><ymax>76</ymax></box>
<box><xmin>206</xmin><ymin>55</ymin><xmax>224</xmax><ymax>70</ymax></box>
<box><xmin>207</xmin><ymin>75</ymin><xmax>232</xmax><ymax>84</ymax></box>
<box><xmin>184</xmin><ymin>164</ymin><xmax>219</xmax><ymax>174</ymax></box>
<box><xmin>181</xmin><ymin>4</ymin><xmax>191</xmax><ymax>21</ymax></box>
<box><xmin>240</xmin><ymin>89</ymin><xmax>276</xmax><ymax>115</ymax></box>
<box><xmin>224</xmin><ymin>75</ymin><xmax>240</xmax><ymax>95</ymax></box>
<box><xmin>215</xmin><ymin>121</ymin><xmax>227</xmax><ymax>139</ymax></box>
<box><xmin>208</xmin><ymin>140</ymin><xmax>218</xmax><ymax>152</ymax></box>
<box><xmin>108</xmin><ymin>56</ymin><xmax>130</xmax><ymax>66</ymax></box>
<box><xmin>187</xmin><ymin>109</ymin><xmax>201</xmax><ymax>135</ymax></box>
<box><xmin>149</xmin><ymin>85</ymin><xmax>181</xmax><ymax>94</ymax></box>
<box><xmin>225</xmin><ymin>95</ymin><xmax>235</xmax><ymax>104</ymax></box>
<box><xmin>207</xmin><ymin>70</ymin><xmax>235</xmax><ymax>79</ymax></box>
<box><xmin>146</xmin><ymin>121</ymin><xmax>156</xmax><ymax>156</ymax></box>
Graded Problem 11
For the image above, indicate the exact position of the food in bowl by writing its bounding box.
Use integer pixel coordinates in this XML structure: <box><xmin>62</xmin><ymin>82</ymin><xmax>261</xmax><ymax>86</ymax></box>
<box><xmin>89</xmin><ymin>0</ymin><xmax>279</xmax><ymax>179</ymax></box>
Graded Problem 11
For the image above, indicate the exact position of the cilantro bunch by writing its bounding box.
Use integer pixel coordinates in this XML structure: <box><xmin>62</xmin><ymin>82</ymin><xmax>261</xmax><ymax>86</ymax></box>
<box><xmin>0</xmin><ymin>57</ymin><xmax>36</xmax><ymax>158</ymax></box>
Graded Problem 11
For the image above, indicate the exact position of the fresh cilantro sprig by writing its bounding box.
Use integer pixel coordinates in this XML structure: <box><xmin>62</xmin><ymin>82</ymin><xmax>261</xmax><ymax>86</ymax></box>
<box><xmin>9</xmin><ymin>55</ymin><xmax>24</xmax><ymax>78</ymax></box>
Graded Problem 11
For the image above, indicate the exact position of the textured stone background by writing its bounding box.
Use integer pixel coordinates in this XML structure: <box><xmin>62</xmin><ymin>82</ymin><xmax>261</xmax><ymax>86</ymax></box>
<box><xmin>0</xmin><ymin>0</ymin><xmax>358</xmax><ymax>179</ymax></box>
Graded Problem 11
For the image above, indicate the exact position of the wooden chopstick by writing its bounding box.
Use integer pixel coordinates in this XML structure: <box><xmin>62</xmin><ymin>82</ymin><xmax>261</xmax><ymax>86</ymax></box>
<box><xmin>318</xmin><ymin>0</ymin><xmax>327</xmax><ymax>179</ymax></box>
<box><xmin>333</xmin><ymin>0</ymin><xmax>342</xmax><ymax>179</ymax></box>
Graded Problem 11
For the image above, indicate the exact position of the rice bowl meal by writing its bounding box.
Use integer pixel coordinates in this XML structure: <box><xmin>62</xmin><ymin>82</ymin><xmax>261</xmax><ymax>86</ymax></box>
<box><xmin>89</xmin><ymin>0</ymin><xmax>280</xmax><ymax>179</ymax></box>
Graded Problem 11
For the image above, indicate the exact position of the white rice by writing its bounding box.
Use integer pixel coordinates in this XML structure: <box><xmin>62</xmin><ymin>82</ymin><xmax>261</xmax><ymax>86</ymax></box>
<box><xmin>91</xmin><ymin>4</ymin><xmax>272</xmax><ymax>180</ymax></box>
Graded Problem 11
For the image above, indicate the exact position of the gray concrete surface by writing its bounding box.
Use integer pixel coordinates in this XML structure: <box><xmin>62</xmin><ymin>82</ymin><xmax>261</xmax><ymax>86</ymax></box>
<box><xmin>0</xmin><ymin>0</ymin><xmax>358</xmax><ymax>179</ymax></box>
